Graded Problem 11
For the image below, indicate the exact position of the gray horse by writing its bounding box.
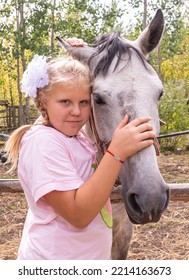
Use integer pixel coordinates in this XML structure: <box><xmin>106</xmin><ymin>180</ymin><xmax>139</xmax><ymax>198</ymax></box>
<box><xmin>57</xmin><ymin>9</ymin><xmax>169</xmax><ymax>259</ymax></box>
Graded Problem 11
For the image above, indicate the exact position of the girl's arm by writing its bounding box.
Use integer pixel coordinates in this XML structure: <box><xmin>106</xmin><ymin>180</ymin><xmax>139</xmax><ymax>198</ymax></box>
<box><xmin>44</xmin><ymin>115</ymin><xmax>155</xmax><ymax>228</ymax></box>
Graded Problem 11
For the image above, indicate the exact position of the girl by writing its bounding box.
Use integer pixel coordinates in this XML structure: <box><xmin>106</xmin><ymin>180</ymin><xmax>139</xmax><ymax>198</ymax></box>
<box><xmin>5</xmin><ymin>54</ymin><xmax>155</xmax><ymax>260</ymax></box>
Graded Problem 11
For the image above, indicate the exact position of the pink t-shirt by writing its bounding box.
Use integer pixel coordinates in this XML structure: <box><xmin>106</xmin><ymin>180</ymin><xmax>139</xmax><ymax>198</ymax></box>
<box><xmin>17</xmin><ymin>125</ymin><xmax>112</xmax><ymax>260</ymax></box>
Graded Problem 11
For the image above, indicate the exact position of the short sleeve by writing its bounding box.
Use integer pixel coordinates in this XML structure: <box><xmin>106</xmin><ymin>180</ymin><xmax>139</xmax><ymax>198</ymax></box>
<box><xmin>25</xmin><ymin>131</ymin><xmax>84</xmax><ymax>206</ymax></box>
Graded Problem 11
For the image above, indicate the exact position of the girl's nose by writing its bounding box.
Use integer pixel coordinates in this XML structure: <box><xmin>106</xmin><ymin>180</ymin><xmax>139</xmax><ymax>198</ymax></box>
<box><xmin>70</xmin><ymin>104</ymin><xmax>81</xmax><ymax>116</ymax></box>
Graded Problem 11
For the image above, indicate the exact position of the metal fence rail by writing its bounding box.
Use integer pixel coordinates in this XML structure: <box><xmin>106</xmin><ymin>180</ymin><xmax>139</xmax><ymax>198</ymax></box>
<box><xmin>158</xmin><ymin>130</ymin><xmax>189</xmax><ymax>139</ymax></box>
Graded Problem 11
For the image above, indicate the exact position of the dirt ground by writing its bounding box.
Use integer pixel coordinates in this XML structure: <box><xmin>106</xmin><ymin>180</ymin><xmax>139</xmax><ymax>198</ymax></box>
<box><xmin>0</xmin><ymin>151</ymin><xmax>189</xmax><ymax>260</ymax></box>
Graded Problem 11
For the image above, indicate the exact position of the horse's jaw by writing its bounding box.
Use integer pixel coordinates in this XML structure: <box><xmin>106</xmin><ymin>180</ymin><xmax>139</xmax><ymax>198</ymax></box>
<box><xmin>119</xmin><ymin>148</ymin><xmax>170</xmax><ymax>225</ymax></box>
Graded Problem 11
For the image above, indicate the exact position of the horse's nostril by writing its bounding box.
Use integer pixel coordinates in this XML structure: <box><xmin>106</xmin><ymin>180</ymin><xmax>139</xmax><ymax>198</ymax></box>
<box><xmin>127</xmin><ymin>193</ymin><xmax>143</xmax><ymax>215</ymax></box>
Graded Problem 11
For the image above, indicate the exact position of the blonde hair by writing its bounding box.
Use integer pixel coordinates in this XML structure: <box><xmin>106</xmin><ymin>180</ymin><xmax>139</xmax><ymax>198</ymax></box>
<box><xmin>5</xmin><ymin>56</ymin><xmax>91</xmax><ymax>173</ymax></box>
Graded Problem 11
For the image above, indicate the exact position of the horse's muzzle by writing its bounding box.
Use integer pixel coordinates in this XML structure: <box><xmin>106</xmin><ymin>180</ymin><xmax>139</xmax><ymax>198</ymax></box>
<box><xmin>124</xmin><ymin>185</ymin><xmax>170</xmax><ymax>225</ymax></box>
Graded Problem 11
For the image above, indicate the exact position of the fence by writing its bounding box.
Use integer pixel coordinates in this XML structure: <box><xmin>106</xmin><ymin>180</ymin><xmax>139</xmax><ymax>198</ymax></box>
<box><xmin>0</xmin><ymin>100</ymin><xmax>38</xmax><ymax>132</ymax></box>
<box><xmin>0</xmin><ymin>100</ymin><xmax>9</xmax><ymax>130</ymax></box>
<box><xmin>0</xmin><ymin>114</ymin><xmax>189</xmax><ymax>201</ymax></box>
<box><xmin>0</xmin><ymin>179</ymin><xmax>189</xmax><ymax>202</ymax></box>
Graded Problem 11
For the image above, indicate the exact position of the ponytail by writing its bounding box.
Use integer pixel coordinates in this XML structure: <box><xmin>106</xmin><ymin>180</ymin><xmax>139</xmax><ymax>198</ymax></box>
<box><xmin>4</xmin><ymin>125</ymin><xmax>32</xmax><ymax>173</ymax></box>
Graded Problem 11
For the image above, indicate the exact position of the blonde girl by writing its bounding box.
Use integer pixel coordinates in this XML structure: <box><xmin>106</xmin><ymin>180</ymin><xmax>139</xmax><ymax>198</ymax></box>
<box><xmin>5</xmin><ymin>53</ymin><xmax>155</xmax><ymax>260</ymax></box>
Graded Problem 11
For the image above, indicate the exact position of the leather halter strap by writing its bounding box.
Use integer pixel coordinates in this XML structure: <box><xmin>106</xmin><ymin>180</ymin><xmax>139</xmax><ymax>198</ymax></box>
<box><xmin>89</xmin><ymin>97</ymin><xmax>106</xmax><ymax>155</ymax></box>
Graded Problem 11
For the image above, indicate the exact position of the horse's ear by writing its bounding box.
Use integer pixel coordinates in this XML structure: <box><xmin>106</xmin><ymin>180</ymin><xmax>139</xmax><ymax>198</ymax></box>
<box><xmin>135</xmin><ymin>9</ymin><xmax>164</xmax><ymax>57</ymax></box>
<box><xmin>56</xmin><ymin>36</ymin><xmax>95</xmax><ymax>62</ymax></box>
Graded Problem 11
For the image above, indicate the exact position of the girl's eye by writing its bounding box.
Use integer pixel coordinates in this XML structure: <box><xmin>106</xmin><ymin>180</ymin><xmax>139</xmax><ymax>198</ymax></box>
<box><xmin>60</xmin><ymin>100</ymin><xmax>70</xmax><ymax>104</ymax></box>
<box><xmin>80</xmin><ymin>100</ymin><xmax>90</xmax><ymax>105</ymax></box>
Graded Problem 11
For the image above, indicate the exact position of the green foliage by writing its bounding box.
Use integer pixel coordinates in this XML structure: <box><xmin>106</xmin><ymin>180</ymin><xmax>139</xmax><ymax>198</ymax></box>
<box><xmin>159</xmin><ymin>81</ymin><xmax>189</xmax><ymax>151</ymax></box>
<box><xmin>0</xmin><ymin>0</ymin><xmax>127</xmax><ymax>105</ymax></box>
<box><xmin>159</xmin><ymin>19</ymin><xmax>189</xmax><ymax>151</ymax></box>
<box><xmin>54</xmin><ymin>0</ymin><xmax>127</xmax><ymax>46</ymax></box>
<box><xmin>127</xmin><ymin>0</ymin><xmax>184</xmax><ymax>59</ymax></box>
<box><xmin>161</xmin><ymin>30</ymin><xmax>189</xmax><ymax>88</ymax></box>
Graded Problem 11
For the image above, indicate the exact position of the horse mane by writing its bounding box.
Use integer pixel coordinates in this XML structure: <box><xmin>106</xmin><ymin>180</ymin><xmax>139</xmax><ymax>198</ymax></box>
<box><xmin>89</xmin><ymin>32</ymin><xmax>147</xmax><ymax>77</ymax></box>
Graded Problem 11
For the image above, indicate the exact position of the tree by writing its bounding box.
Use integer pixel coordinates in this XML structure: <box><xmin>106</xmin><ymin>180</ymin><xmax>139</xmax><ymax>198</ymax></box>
<box><xmin>126</xmin><ymin>0</ymin><xmax>185</xmax><ymax>62</ymax></box>
<box><xmin>14</xmin><ymin>0</ymin><xmax>26</xmax><ymax>124</ymax></box>
<box><xmin>143</xmin><ymin>0</ymin><xmax>147</xmax><ymax>29</ymax></box>
<box><xmin>0</xmin><ymin>0</ymin><xmax>129</xmax><ymax>109</ymax></box>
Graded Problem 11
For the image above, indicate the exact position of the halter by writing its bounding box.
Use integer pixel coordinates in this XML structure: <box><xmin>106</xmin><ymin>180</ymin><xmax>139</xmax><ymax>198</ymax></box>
<box><xmin>89</xmin><ymin>98</ymin><xmax>160</xmax><ymax>158</ymax></box>
<box><xmin>89</xmin><ymin>97</ymin><xmax>108</xmax><ymax>156</ymax></box>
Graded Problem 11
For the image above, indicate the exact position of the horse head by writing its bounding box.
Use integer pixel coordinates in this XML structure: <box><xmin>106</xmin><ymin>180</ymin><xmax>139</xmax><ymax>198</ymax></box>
<box><xmin>58</xmin><ymin>9</ymin><xmax>169</xmax><ymax>224</ymax></box>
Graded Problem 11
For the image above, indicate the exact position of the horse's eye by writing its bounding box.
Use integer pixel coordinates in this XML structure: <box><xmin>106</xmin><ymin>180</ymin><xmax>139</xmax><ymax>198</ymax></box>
<box><xmin>94</xmin><ymin>95</ymin><xmax>106</xmax><ymax>105</ymax></box>
<box><xmin>158</xmin><ymin>89</ymin><xmax>164</xmax><ymax>101</ymax></box>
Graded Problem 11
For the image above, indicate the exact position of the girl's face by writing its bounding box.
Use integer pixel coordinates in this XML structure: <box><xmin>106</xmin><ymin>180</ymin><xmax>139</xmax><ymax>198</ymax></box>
<box><xmin>42</xmin><ymin>81</ymin><xmax>91</xmax><ymax>136</ymax></box>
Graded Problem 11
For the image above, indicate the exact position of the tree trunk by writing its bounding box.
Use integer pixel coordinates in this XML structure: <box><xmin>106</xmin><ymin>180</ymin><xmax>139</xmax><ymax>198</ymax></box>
<box><xmin>50</xmin><ymin>0</ymin><xmax>56</xmax><ymax>56</ymax></box>
<box><xmin>7</xmin><ymin>72</ymin><xmax>14</xmax><ymax>106</ymax></box>
<box><xmin>15</xmin><ymin>0</ymin><xmax>27</xmax><ymax>125</ymax></box>
<box><xmin>143</xmin><ymin>0</ymin><xmax>147</xmax><ymax>30</ymax></box>
<box><xmin>157</xmin><ymin>45</ymin><xmax>162</xmax><ymax>77</ymax></box>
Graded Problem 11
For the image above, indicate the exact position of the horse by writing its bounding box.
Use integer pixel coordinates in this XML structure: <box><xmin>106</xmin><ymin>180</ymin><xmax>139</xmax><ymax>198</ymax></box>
<box><xmin>57</xmin><ymin>9</ymin><xmax>170</xmax><ymax>259</ymax></box>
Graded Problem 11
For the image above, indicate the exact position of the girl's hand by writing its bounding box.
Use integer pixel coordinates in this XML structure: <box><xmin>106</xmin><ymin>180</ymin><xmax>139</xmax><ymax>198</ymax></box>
<box><xmin>66</xmin><ymin>37</ymin><xmax>87</xmax><ymax>47</ymax></box>
<box><xmin>108</xmin><ymin>115</ymin><xmax>156</xmax><ymax>160</ymax></box>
